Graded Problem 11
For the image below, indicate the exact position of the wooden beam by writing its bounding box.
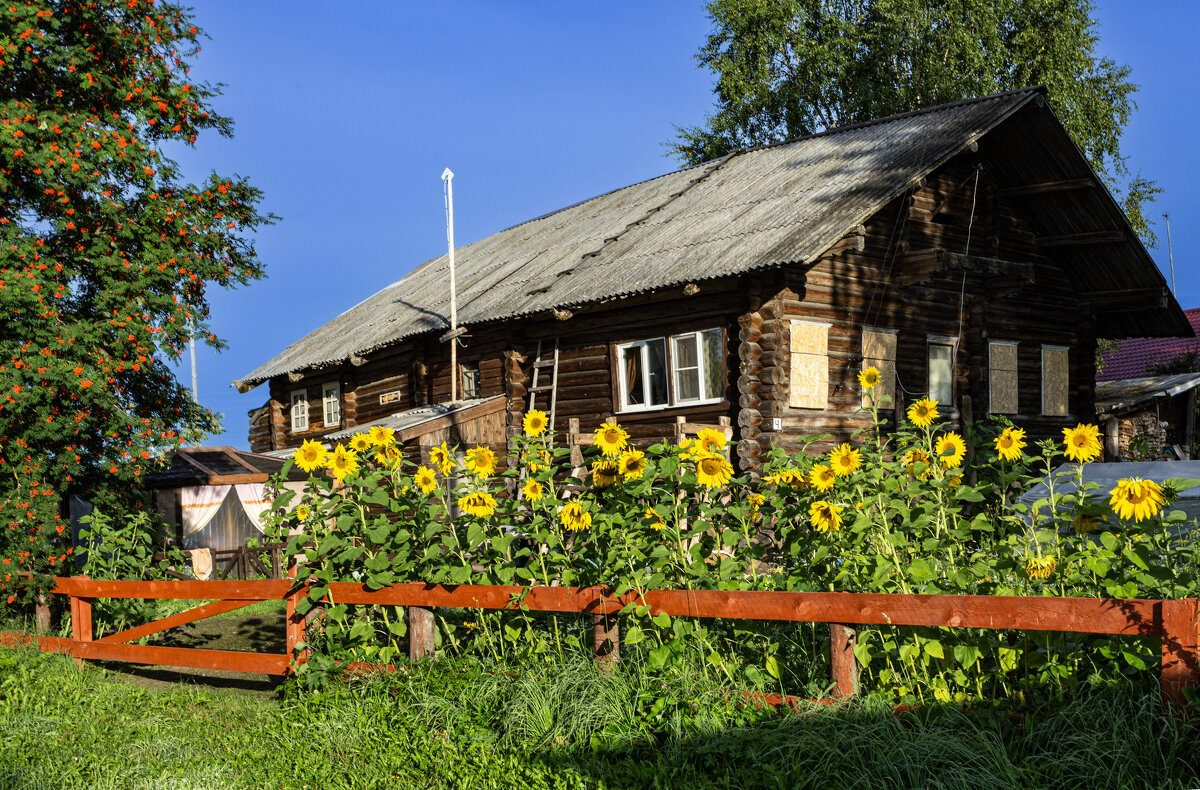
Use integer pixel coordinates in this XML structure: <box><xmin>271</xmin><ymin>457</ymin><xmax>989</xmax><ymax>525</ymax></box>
<box><xmin>1081</xmin><ymin>287</ymin><xmax>1170</xmax><ymax>312</ymax></box>
<box><xmin>997</xmin><ymin>178</ymin><xmax>1095</xmax><ymax>198</ymax></box>
<box><xmin>98</xmin><ymin>599</ymin><xmax>258</xmax><ymax>644</ymax></box>
<box><xmin>1038</xmin><ymin>230</ymin><xmax>1126</xmax><ymax>248</ymax></box>
<box><xmin>897</xmin><ymin>248</ymin><xmax>1034</xmax><ymax>287</ymax></box>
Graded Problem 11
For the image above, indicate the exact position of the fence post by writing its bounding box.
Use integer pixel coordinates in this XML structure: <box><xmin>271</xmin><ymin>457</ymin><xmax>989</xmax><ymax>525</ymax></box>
<box><xmin>593</xmin><ymin>589</ymin><xmax>619</xmax><ymax>670</ymax></box>
<box><xmin>1161</xmin><ymin>598</ymin><xmax>1200</xmax><ymax>709</ymax></box>
<box><xmin>285</xmin><ymin>565</ymin><xmax>307</xmax><ymax>672</ymax></box>
<box><xmin>408</xmin><ymin>606</ymin><xmax>435</xmax><ymax>660</ymax></box>
<box><xmin>829</xmin><ymin>623</ymin><xmax>858</xmax><ymax>698</ymax></box>
<box><xmin>34</xmin><ymin>592</ymin><xmax>51</xmax><ymax>633</ymax></box>
<box><xmin>69</xmin><ymin>575</ymin><xmax>92</xmax><ymax>668</ymax></box>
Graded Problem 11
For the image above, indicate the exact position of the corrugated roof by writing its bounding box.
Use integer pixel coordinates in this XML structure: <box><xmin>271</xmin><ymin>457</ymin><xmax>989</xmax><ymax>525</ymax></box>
<box><xmin>1098</xmin><ymin>308</ymin><xmax>1200</xmax><ymax>382</ymax></box>
<box><xmin>1095</xmin><ymin>372</ymin><xmax>1200</xmax><ymax>415</ymax></box>
<box><xmin>237</xmin><ymin>89</ymin><xmax>1042</xmax><ymax>390</ymax></box>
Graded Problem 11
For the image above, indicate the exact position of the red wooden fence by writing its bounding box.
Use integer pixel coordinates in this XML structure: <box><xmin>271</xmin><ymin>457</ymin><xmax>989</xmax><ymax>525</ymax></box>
<box><xmin>3</xmin><ymin>576</ymin><xmax>1197</xmax><ymax>706</ymax></box>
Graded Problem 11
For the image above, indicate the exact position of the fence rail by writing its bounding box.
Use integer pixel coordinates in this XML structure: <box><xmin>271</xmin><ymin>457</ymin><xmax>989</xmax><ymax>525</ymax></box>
<box><xmin>3</xmin><ymin>576</ymin><xmax>1197</xmax><ymax>706</ymax></box>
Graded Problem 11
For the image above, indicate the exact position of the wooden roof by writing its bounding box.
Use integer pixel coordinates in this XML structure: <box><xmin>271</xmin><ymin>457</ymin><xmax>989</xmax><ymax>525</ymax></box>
<box><xmin>143</xmin><ymin>447</ymin><xmax>308</xmax><ymax>489</ymax></box>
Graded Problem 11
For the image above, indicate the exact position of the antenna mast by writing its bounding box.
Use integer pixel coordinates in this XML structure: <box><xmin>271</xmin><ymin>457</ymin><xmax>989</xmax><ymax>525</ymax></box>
<box><xmin>442</xmin><ymin>168</ymin><xmax>460</xmax><ymax>404</ymax></box>
<box><xmin>1164</xmin><ymin>212</ymin><xmax>1177</xmax><ymax>296</ymax></box>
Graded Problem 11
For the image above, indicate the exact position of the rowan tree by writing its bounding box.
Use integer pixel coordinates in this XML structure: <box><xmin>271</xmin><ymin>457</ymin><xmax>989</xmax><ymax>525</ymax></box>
<box><xmin>672</xmin><ymin>0</ymin><xmax>1159</xmax><ymax>242</ymax></box>
<box><xmin>0</xmin><ymin>0</ymin><xmax>272</xmax><ymax>604</ymax></box>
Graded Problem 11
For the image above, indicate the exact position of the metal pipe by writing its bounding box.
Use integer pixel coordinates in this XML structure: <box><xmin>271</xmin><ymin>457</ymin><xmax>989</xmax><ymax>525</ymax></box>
<box><xmin>442</xmin><ymin>168</ymin><xmax>458</xmax><ymax>404</ymax></box>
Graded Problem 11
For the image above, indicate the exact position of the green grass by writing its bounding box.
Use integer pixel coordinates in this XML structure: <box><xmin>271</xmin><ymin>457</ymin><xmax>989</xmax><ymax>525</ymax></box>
<box><xmin>2</xmin><ymin>645</ymin><xmax>1198</xmax><ymax>790</ymax></box>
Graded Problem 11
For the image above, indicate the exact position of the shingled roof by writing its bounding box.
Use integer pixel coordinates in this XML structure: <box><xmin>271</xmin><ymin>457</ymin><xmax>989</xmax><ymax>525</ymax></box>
<box><xmin>1098</xmin><ymin>308</ymin><xmax>1200</xmax><ymax>382</ymax></box>
<box><xmin>236</xmin><ymin>87</ymin><xmax>1187</xmax><ymax>391</ymax></box>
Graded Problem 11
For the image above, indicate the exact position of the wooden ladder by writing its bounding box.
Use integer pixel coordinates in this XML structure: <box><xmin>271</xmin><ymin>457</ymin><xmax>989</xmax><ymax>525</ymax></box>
<box><xmin>527</xmin><ymin>337</ymin><xmax>560</xmax><ymax>430</ymax></box>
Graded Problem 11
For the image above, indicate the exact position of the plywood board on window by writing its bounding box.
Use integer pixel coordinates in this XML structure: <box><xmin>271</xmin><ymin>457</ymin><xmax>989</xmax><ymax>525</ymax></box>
<box><xmin>1042</xmin><ymin>347</ymin><xmax>1069</xmax><ymax>417</ymax></box>
<box><xmin>989</xmin><ymin>343</ymin><xmax>1018</xmax><ymax>414</ymax></box>
<box><xmin>790</xmin><ymin>353</ymin><xmax>828</xmax><ymax>409</ymax></box>
<box><xmin>862</xmin><ymin>331</ymin><xmax>897</xmax><ymax>362</ymax></box>
<box><xmin>862</xmin><ymin>330</ymin><xmax>897</xmax><ymax>409</ymax></box>
<box><xmin>789</xmin><ymin>322</ymin><xmax>828</xmax><ymax>356</ymax></box>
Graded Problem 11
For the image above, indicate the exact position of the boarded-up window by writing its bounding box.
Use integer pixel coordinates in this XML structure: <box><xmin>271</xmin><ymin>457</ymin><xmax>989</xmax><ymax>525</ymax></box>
<box><xmin>861</xmin><ymin>329</ymin><xmax>897</xmax><ymax>408</ymax></box>
<box><xmin>789</xmin><ymin>321</ymin><xmax>829</xmax><ymax>410</ymax></box>
<box><xmin>1042</xmin><ymin>345</ymin><xmax>1069</xmax><ymax>416</ymax></box>
<box><xmin>989</xmin><ymin>342</ymin><xmax>1018</xmax><ymax>415</ymax></box>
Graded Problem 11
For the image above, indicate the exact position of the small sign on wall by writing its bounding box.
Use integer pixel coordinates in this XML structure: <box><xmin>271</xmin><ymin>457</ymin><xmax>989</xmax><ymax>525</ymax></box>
<box><xmin>379</xmin><ymin>390</ymin><xmax>402</xmax><ymax>406</ymax></box>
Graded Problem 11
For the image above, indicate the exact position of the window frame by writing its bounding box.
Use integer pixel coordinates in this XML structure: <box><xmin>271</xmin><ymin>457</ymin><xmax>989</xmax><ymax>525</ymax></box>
<box><xmin>322</xmin><ymin>381</ymin><xmax>341</xmax><ymax>428</ymax></box>
<box><xmin>613</xmin><ymin>328</ymin><xmax>725</xmax><ymax>414</ymax></box>
<box><xmin>926</xmin><ymin>335</ymin><xmax>957</xmax><ymax>407</ymax></box>
<box><xmin>460</xmin><ymin>360</ymin><xmax>481</xmax><ymax>400</ymax></box>
<box><xmin>289</xmin><ymin>388</ymin><xmax>309</xmax><ymax>433</ymax></box>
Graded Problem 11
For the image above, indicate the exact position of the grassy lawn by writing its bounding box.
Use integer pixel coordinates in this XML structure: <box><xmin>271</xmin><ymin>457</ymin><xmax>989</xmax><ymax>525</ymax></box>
<box><xmin>2</xmin><ymin>644</ymin><xmax>1199</xmax><ymax>790</ymax></box>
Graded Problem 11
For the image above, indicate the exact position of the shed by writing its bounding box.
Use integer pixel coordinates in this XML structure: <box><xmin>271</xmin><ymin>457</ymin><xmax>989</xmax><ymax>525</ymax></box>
<box><xmin>1095</xmin><ymin>373</ymin><xmax>1200</xmax><ymax>461</ymax></box>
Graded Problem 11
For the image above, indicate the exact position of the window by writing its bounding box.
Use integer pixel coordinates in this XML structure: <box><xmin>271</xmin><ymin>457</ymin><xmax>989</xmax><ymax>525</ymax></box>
<box><xmin>789</xmin><ymin>321</ymin><xmax>830</xmax><ymax>410</ymax></box>
<box><xmin>927</xmin><ymin>340</ymin><xmax>954</xmax><ymax>406</ymax></box>
<box><xmin>989</xmin><ymin>342</ymin><xmax>1018</xmax><ymax>414</ymax></box>
<box><xmin>615</xmin><ymin>329</ymin><xmax>724</xmax><ymax>412</ymax></box>
<box><xmin>460</xmin><ymin>361</ymin><xmax>481</xmax><ymax>399</ymax></box>
<box><xmin>1042</xmin><ymin>345</ymin><xmax>1069</xmax><ymax>416</ymax></box>
<box><xmin>289</xmin><ymin>389</ymin><xmax>309</xmax><ymax>433</ymax></box>
<box><xmin>322</xmin><ymin>382</ymin><xmax>341</xmax><ymax>427</ymax></box>
<box><xmin>861</xmin><ymin>328</ymin><xmax>897</xmax><ymax>408</ymax></box>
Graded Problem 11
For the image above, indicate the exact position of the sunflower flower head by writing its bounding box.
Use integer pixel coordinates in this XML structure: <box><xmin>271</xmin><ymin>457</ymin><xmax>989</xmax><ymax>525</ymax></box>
<box><xmin>695</xmin><ymin>428</ymin><xmax>727</xmax><ymax>455</ymax></box>
<box><xmin>326</xmin><ymin>444</ymin><xmax>359</xmax><ymax>482</ymax></box>
<box><xmin>368</xmin><ymin>425</ymin><xmax>396</xmax><ymax>447</ymax></box>
<box><xmin>993</xmin><ymin>426</ymin><xmax>1026</xmax><ymax>462</ymax></box>
<box><xmin>829</xmin><ymin>444</ymin><xmax>861</xmax><ymax>477</ymax></box>
<box><xmin>458</xmin><ymin>491</ymin><xmax>497</xmax><ymax>519</ymax></box>
<box><xmin>643</xmin><ymin>506</ymin><xmax>666</xmax><ymax>531</ymax></box>
<box><xmin>522</xmin><ymin>478</ymin><xmax>545</xmax><ymax>503</ymax></box>
<box><xmin>934</xmin><ymin>431</ymin><xmax>966</xmax><ymax>469</ymax></box>
<box><xmin>559</xmin><ymin>501</ymin><xmax>592</xmax><ymax>532</ymax></box>
<box><xmin>429</xmin><ymin>442</ymin><xmax>454</xmax><ymax>476</ymax></box>
<box><xmin>907</xmin><ymin>398</ymin><xmax>939</xmax><ymax>428</ymax></box>
<box><xmin>592</xmin><ymin>459</ymin><xmax>619</xmax><ymax>488</ymax></box>
<box><xmin>293</xmin><ymin>440</ymin><xmax>327</xmax><ymax>474</ymax></box>
<box><xmin>295</xmin><ymin>504</ymin><xmax>311</xmax><ymax>522</ymax></box>
<box><xmin>374</xmin><ymin>442</ymin><xmax>402</xmax><ymax>471</ymax></box>
<box><xmin>1109</xmin><ymin>478</ymin><xmax>1165</xmax><ymax>523</ymax></box>
<box><xmin>593</xmin><ymin>422</ymin><xmax>629</xmax><ymax>457</ymax></box>
<box><xmin>618</xmin><ymin>449</ymin><xmax>648</xmax><ymax>481</ymax></box>
<box><xmin>747</xmin><ymin>492</ymin><xmax>765</xmax><ymax>515</ymax></box>
<box><xmin>858</xmin><ymin>366</ymin><xmax>881</xmax><ymax>390</ymax></box>
<box><xmin>464</xmin><ymin>445</ymin><xmax>497</xmax><ymax>478</ymax></box>
<box><xmin>809</xmin><ymin>464</ymin><xmax>836</xmax><ymax>492</ymax></box>
<box><xmin>809</xmin><ymin>500</ymin><xmax>843</xmax><ymax>533</ymax></box>
<box><xmin>1025</xmin><ymin>555</ymin><xmax>1056</xmax><ymax>580</ymax></box>
<box><xmin>695</xmin><ymin>452</ymin><xmax>734</xmax><ymax>489</ymax></box>
<box><xmin>526</xmin><ymin>446</ymin><xmax>551</xmax><ymax>473</ymax></box>
<box><xmin>523</xmin><ymin>409</ymin><xmax>549</xmax><ymax>437</ymax></box>
<box><xmin>1062</xmin><ymin>423</ymin><xmax>1102</xmax><ymax>464</ymax></box>
<box><xmin>414</xmin><ymin>465</ymin><xmax>438</xmax><ymax>494</ymax></box>
<box><xmin>348</xmin><ymin>433</ymin><xmax>373</xmax><ymax>453</ymax></box>
<box><xmin>902</xmin><ymin>449</ymin><xmax>932</xmax><ymax>480</ymax></box>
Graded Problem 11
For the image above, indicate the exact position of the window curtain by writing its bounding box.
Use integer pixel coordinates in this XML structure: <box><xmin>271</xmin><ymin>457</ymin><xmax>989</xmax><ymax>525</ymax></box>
<box><xmin>180</xmin><ymin>485</ymin><xmax>231</xmax><ymax>539</ymax></box>
<box><xmin>234</xmin><ymin>483</ymin><xmax>273</xmax><ymax>533</ymax></box>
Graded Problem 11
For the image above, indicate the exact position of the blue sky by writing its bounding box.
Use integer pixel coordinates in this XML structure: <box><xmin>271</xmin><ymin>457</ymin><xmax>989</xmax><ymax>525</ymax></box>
<box><xmin>169</xmin><ymin>1</ymin><xmax>1200</xmax><ymax>450</ymax></box>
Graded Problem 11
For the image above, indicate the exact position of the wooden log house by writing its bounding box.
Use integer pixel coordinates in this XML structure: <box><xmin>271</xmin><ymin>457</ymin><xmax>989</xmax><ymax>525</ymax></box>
<box><xmin>235</xmin><ymin>88</ymin><xmax>1190</xmax><ymax>472</ymax></box>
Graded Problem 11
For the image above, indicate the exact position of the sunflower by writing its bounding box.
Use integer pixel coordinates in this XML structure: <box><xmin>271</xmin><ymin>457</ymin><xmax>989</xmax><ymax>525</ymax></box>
<box><xmin>458</xmin><ymin>491</ymin><xmax>497</xmax><ymax>519</ymax></box>
<box><xmin>907</xmin><ymin>398</ymin><xmax>939</xmax><ymax>428</ymax></box>
<box><xmin>348</xmin><ymin>433</ymin><xmax>373</xmax><ymax>453</ymax></box>
<box><xmin>617</xmin><ymin>449</ymin><xmax>648</xmax><ymax>481</ymax></box>
<box><xmin>1109</xmin><ymin>478</ymin><xmax>1165</xmax><ymax>523</ymax></box>
<box><xmin>523</xmin><ymin>409</ymin><xmax>549</xmax><ymax>437</ymax></box>
<box><xmin>934</xmin><ymin>432</ymin><xmax>966</xmax><ymax>469</ymax></box>
<box><xmin>643</xmin><ymin>506</ymin><xmax>666</xmax><ymax>531</ymax></box>
<box><xmin>295</xmin><ymin>504</ymin><xmax>311</xmax><ymax>522</ymax></box>
<box><xmin>858</xmin><ymin>366</ymin><xmax>881</xmax><ymax>390</ymax></box>
<box><xmin>522</xmin><ymin>478</ymin><xmax>544</xmax><ymax>502</ymax></box>
<box><xmin>1062</xmin><ymin>423</ymin><xmax>1102</xmax><ymax>464</ymax></box>
<box><xmin>993</xmin><ymin>426</ymin><xmax>1026</xmax><ymax>462</ymax></box>
<box><xmin>1073</xmin><ymin>512</ymin><xmax>1101</xmax><ymax>534</ymax></box>
<box><xmin>695</xmin><ymin>428</ymin><xmax>727</xmax><ymax>455</ymax></box>
<box><xmin>464</xmin><ymin>445</ymin><xmax>497</xmax><ymax>478</ymax></box>
<box><xmin>1025</xmin><ymin>555</ymin><xmax>1056</xmax><ymax>580</ymax></box>
<box><xmin>809</xmin><ymin>500</ymin><xmax>843</xmax><ymax>533</ymax></box>
<box><xmin>678</xmin><ymin>438</ymin><xmax>696</xmax><ymax>461</ymax></box>
<box><xmin>902</xmin><ymin>449</ymin><xmax>932</xmax><ymax>479</ymax></box>
<box><xmin>429</xmin><ymin>442</ymin><xmax>454</xmax><ymax>476</ymax></box>
<box><xmin>695</xmin><ymin>453</ymin><xmax>733</xmax><ymax>488</ymax></box>
<box><xmin>829</xmin><ymin>444</ymin><xmax>861</xmax><ymax>477</ymax></box>
<box><xmin>747</xmin><ymin>493</ymin><xmax>765</xmax><ymax>515</ymax></box>
<box><xmin>326</xmin><ymin>444</ymin><xmax>359</xmax><ymax>482</ymax></box>
<box><xmin>293</xmin><ymin>440</ymin><xmax>327</xmax><ymax>473</ymax></box>
<box><xmin>368</xmin><ymin>425</ymin><xmax>396</xmax><ymax>447</ymax></box>
<box><xmin>414</xmin><ymin>465</ymin><xmax>438</xmax><ymax>494</ymax></box>
<box><xmin>526</xmin><ymin>446</ymin><xmax>551</xmax><ymax>473</ymax></box>
<box><xmin>809</xmin><ymin>464</ymin><xmax>836</xmax><ymax>492</ymax></box>
<box><xmin>592</xmin><ymin>459</ymin><xmax>620</xmax><ymax>487</ymax></box>
<box><xmin>374</xmin><ymin>442</ymin><xmax>402</xmax><ymax>471</ymax></box>
<box><xmin>593</xmin><ymin>422</ymin><xmax>629</xmax><ymax>457</ymax></box>
<box><xmin>763</xmin><ymin>468</ymin><xmax>805</xmax><ymax>489</ymax></box>
<box><xmin>559</xmin><ymin>501</ymin><xmax>592</xmax><ymax>531</ymax></box>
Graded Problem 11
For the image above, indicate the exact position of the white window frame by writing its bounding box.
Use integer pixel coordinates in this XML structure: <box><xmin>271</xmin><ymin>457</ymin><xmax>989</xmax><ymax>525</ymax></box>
<box><xmin>290</xmin><ymin>389</ymin><xmax>309</xmax><ymax>433</ymax></box>
<box><xmin>615</xmin><ymin>329</ymin><xmax>724</xmax><ymax>414</ymax></box>
<box><xmin>988</xmin><ymin>340</ymin><xmax>1019</xmax><ymax>415</ymax></box>
<box><xmin>926</xmin><ymin>335</ymin><xmax>957</xmax><ymax>407</ymax></box>
<box><xmin>322</xmin><ymin>382</ymin><xmax>340</xmax><ymax>428</ymax></box>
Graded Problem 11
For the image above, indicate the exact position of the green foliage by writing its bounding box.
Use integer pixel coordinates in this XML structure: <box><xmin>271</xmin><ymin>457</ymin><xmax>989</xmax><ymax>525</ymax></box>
<box><xmin>0</xmin><ymin>0</ymin><xmax>273</xmax><ymax>605</ymax></box>
<box><xmin>672</xmin><ymin>0</ymin><xmax>1158</xmax><ymax>243</ymax></box>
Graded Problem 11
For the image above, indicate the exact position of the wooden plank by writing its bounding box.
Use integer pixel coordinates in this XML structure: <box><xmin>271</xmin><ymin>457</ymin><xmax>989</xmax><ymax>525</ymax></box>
<box><xmin>1081</xmin><ymin>288</ymin><xmax>1170</xmax><ymax>313</ymax></box>
<box><xmin>1038</xmin><ymin>230</ymin><xmax>1126</xmax><ymax>248</ymax></box>
<box><xmin>51</xmin><ymin>577</ymin><xmax>289</xmax><ymax>600</ymax></box>
<box><xmin>997</xmin><ymin>178</ymin><xmax>1095</xmax><ymax>198</ymax></box>
<box><xmin>97</xmin><ymin>600</ymin><xmax>258</xmax><ymax>645</ymax></box>
<box><xmin>1161</xmin><ymin>598</ymin><xmax>1200</xmax><ymax>708</ymax></box>
<box><xmin>16</xmin><ymin>635</ymin><xmax>290</xmax><ymax>675</ymax></box>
